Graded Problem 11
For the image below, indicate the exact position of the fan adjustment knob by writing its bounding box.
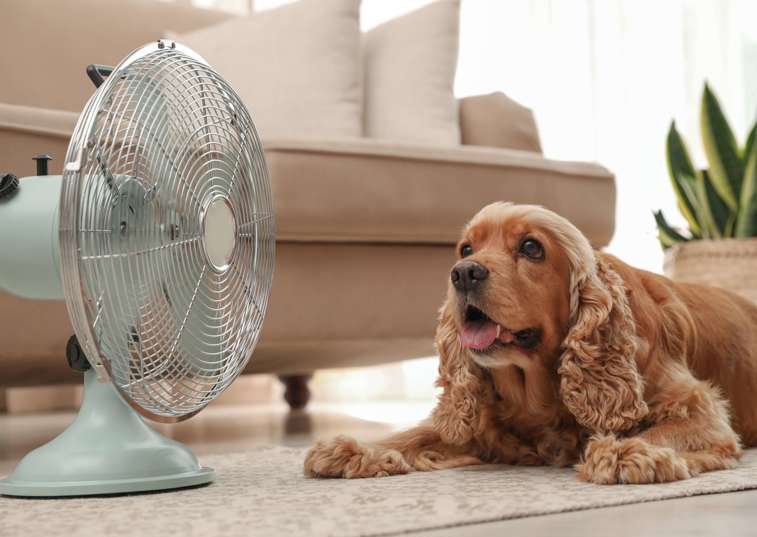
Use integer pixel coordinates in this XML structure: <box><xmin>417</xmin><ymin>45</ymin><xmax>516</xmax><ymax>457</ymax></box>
<box><xmin>66</xmin><ymin>335</ymin><xmax>92</xmax><ymax>372</ymax></box>
<box><xmin>33</xmin><ymin>154</ymin><xmax>53</xmax><ymax>176</ymax></box>
<box><xmin>0</xmin><ymin>173</ymin><xmax>19</xmax><ymax>199</ymax></box>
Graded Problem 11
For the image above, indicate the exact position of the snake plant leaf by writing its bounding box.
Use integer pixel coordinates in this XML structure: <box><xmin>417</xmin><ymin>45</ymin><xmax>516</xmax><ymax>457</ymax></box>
<box><xmin>696</xmin><ymin>169</ymin><xmax>733</xmax><ymax>238</ymax></box>
<box><xmin>657</xmin><ymin>233</ymin><xmax>675</xmax><ymax>250</ymax></box>
<box><xmin>653</xmin><ymin>210</ymin><xmax>689</xmax><ymax>249</ymax></box>
<box><xmin>735</xmin><ymin>140</ymin><xmax>757</xmax><ymax>237</ymax></box>
<box><xmin>666</xmin><ymin>121</ymin><xmax>702</xmax><ymax>236</ymax></box>
<box><xmin>744</xmin><ymin>121</ymin><xmax>757</xmax><ymax>163</ymax></box>
<box><xmin>700</xmin><ymin>83</ymin><xmax>743</xmax><ymax>210</ymax></box>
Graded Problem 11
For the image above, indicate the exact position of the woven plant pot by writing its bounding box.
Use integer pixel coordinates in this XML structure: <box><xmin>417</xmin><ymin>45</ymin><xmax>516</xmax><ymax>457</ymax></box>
<box><xmin>663</xmin><ymin>238</ymin><xmax>757</xmax><ymax>305</ymax></box>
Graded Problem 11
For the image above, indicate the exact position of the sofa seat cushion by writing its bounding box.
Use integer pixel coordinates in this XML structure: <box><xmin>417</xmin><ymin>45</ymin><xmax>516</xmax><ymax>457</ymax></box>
<box><xmin>266</xmin><ymin>138</ymin><xmax>616</xmax><ymax>246</ymax></box>
<box><xmin>0</xmin><ymin>104</ymin><xmax>615</xmax><ymax>247</ymax></box>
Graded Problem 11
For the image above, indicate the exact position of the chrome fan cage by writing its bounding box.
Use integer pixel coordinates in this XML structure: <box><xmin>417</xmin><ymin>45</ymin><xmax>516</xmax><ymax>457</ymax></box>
<box><xmin>59</xmin><ymin>41</ymin><xmax>275</xmax><ymax>422</ymax></box>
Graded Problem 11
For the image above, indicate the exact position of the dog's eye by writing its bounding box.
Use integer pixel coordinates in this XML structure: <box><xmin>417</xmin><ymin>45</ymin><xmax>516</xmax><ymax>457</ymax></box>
<box><xmin>460</xmin><ymin>244</ymin><xmax>473</xmax><ymax>257</ymax></box>
<box><xmin>519</xmin><ymin>238</ymin><xmax>544</xmax><ymax>260</ymax></box>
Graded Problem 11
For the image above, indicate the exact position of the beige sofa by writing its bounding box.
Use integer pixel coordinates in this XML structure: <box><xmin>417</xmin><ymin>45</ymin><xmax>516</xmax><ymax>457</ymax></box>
<box><xmin>0</xmin><ymin>0</ymin><xmax>616</xmax><ymax>407</ymax></box>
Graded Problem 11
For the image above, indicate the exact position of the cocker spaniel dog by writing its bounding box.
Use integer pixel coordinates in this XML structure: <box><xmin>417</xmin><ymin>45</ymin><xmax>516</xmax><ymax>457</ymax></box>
<box><xmin>304</xmin><ymin>203</ymin><xmax>757</xmax><ymax>484</ymax></box>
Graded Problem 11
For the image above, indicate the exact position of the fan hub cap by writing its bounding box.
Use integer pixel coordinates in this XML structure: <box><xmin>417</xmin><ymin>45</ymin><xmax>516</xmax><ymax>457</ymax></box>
<box><xmin>201</xmin><ymin>196</ymin><xmax>237</xmax><ymax>273</ymax></box>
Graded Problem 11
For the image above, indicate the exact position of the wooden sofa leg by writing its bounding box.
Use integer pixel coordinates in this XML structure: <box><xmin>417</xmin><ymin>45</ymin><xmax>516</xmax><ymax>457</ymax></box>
<box><xmin>278</xmin><ymin>374</ymin><xmax>312</xmax><ymax>411</ymax></box>
<box><xmin>0</xmin><ymin>388</ymin><xmax>7</xmax><ymax>414</ymax></box>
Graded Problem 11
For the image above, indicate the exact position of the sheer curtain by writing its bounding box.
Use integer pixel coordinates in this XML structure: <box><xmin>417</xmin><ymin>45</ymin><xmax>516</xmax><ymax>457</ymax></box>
<box><xmin>202</xmin><ymin>0</ymin><xmax>757</xmax><ymax>405</ymax></box>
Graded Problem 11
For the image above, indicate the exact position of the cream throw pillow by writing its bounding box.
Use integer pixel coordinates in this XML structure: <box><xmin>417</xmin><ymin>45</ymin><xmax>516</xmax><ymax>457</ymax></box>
<box><xmin>175</xmin><ymin>0</ymin><xmax>362</xmax><ymax>140</ymax></box>
<box><xmin>363</xmin><ymin>0</ymin><xmax>461</xmax><ymax>144</ymax></box>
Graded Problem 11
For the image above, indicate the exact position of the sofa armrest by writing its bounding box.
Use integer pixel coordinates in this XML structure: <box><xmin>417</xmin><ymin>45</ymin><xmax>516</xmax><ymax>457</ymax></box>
<box><xmin>459</xmin><ymin>92</ymin><xmax>543</xmax><ymax>154</ymax></box>
<box><xmin>0</xmin><ymin>103</ymin><xmax>76</xmax><ymax>176</ymax></box>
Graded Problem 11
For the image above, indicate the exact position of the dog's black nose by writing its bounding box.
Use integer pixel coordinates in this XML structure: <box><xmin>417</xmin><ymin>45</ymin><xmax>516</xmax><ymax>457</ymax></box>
<box><xmin>451</xmin><ymin>261</ymin><xmax>489</xmax><ymax>292</ymax></box>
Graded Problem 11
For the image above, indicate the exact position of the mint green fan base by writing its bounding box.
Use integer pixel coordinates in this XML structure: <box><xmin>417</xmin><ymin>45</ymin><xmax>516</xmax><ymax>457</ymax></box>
<box><xmin>0</xmin><ymin>175</ymin><xmax>213</xmax><ymax>497</ymax></box>
<box><xmin>0</xmin><ymin>370</ymin><xmax>214</xmax><ymax>497</ymax></box>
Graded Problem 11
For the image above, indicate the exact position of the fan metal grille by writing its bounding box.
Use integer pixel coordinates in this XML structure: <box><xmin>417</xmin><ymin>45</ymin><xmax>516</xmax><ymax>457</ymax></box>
<box><xmin>59</xmin><ymin>42</ymin><xmax>275</xmax><ymax>421</ymax></box>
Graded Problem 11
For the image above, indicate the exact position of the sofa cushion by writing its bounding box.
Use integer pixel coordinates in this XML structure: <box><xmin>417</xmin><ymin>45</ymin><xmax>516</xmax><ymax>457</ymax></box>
<box><xmin>459</xmin><ymin>92</ymin><xmax>543</xmax><ymax>153</ymax></box>
<box><xmin>1</xmin><ymin>0</ymin><xmax>231</xmax><ymax>113</ymax></box>
<box><xmin>176</xmin><ymin>0</ymin><xmax>363</xmax><ymax>141</ymax></box>
<box><xmin>266</xmin><ymin>138</ymin><xmax>616</xmax><ymax>247</ymax></box>
<box><xmin>363</xmin><ymin>0</ymin><xmax>460</xmax><ymax>144</ymax></box>
<box><xmin>0</xmin><ymin>104</ymin><xmax>615</xmax><ymax>247</ymax></box>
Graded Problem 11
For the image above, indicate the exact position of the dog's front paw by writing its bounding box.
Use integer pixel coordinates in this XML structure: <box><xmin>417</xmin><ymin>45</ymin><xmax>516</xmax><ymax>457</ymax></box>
<box><xmin>577</xmin><ymin>434</ymin><xmax>691</xmax><ymax>485</ymax></box>
<box><xmin>304</xmin><ymin>435</ymin><xmax>412</xmax><ymax>479</ymax></box>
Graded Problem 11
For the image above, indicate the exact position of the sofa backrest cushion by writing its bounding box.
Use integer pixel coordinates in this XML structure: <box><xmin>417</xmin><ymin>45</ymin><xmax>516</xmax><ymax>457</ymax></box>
<box><xmin>459</xmin><ymin>92</ymin><xmax>542</xmax><ymax>153</ymax></box>
<box><xmin>176</xmin><ymin>0</ymin><xmax>363</xmax><ymax>141</ymax></box>
<box><xmin>363</xmin><ymin>0</ymin><xmax>461</xmax><ymax>145</ymax></box>
<box><xmin>0</xmin><ymin>0</ymin><xmax>231</xmax><ymax>113</ymax></box>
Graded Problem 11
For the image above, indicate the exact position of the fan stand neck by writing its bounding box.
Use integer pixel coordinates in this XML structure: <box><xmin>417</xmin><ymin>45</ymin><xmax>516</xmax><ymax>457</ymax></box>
<box><xmin>0</xmin><ymin>370</ymin><xmax>214</xmax><ymax>497</ymax></box>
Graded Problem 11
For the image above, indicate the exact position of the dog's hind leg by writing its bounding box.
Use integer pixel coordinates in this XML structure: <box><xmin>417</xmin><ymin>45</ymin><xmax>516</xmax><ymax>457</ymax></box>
<box><xmin>578</xmin><ymin>366</ymin><xmax>741</xmax><ymax>484</ymax></box>
<box><xmin>638</xmin><ymin>372</ymin><xmax>742</xmax><ymax>477</ymax></box>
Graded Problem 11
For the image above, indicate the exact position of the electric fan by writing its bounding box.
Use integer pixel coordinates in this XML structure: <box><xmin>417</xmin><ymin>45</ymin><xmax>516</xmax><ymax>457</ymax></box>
<box><xmin>0</xmin><ymin>40</ymin><xmax>275</xmax><ymax>497</ymax></box>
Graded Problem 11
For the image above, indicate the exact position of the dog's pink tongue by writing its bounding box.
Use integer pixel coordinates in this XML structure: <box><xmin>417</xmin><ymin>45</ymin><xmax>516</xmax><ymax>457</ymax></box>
<box><xmin>460</xmin><ymin>321</ymin><xmax>498</xmax><ymax>350</ymax></box>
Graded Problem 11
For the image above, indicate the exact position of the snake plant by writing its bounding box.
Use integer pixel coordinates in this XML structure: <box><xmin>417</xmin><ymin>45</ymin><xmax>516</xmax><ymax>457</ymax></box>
<box><xmin>655</xmin><ymin>83</ymin><xmax>757</xmax><ymax>249</ymax></box>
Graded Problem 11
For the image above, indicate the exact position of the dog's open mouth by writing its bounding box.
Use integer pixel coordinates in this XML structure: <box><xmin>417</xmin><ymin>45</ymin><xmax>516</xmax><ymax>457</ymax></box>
<box><xmin>460</xmin><ymin>305</ymin><xmax>541</xmax><ymax>352</ymax></box>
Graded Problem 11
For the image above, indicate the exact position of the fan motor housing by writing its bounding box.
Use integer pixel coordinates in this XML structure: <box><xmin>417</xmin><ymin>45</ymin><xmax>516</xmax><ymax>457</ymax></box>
<box><xmin>0</xmin><ymin>175</ymin><xmax>63</xmax><ymax>300</ymax></box>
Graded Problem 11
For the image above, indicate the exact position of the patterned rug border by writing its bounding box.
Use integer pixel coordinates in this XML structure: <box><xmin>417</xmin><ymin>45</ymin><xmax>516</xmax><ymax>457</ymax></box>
<box><xmin>370</xmin><ymin>476</ymin><xmax>757</xmax><ymax>537</ymax></box>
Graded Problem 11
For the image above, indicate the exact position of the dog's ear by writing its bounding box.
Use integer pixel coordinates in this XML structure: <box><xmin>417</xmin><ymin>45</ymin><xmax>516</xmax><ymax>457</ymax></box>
<box><xmin>431</xmin><ymin>301</ymin><xmax>492</xmax><ymax>445</ymax></box>
<box><xmin>558</xmin><ymin>256</ymin><xmax>648</xmax><ymax>433</ymax></box>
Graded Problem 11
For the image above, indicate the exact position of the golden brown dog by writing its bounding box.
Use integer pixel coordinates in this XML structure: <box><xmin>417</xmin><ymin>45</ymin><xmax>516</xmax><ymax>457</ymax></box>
<box><xmin>304</xmin><ymin>203</ymin><xmax>757</xmax><ymax>484</ymax></box>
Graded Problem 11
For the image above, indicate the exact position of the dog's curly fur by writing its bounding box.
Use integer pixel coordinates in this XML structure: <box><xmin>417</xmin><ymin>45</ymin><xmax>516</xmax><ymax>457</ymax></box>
<box><xmin>304</xmin><ymin>203</ymin><xmax>757</xmax><ymax>484</ymax></box>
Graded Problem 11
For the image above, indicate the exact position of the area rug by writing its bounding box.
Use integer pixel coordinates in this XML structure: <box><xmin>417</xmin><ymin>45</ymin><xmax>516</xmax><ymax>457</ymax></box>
<box><xmin>3</xmin><ymin>447</ymin><xmax>757</xmax><ymax>537</ymax></box>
